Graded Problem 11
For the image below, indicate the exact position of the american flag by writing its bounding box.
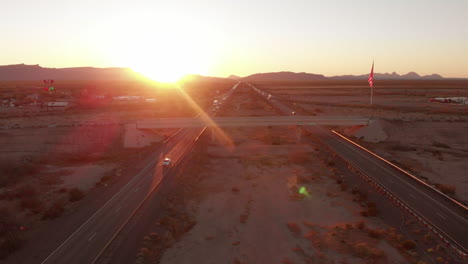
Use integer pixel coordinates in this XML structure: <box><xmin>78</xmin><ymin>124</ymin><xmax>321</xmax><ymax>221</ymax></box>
<box><xmin>368</xmin><ymin>61</ymin><xmax>374</xmax><ymax>87</ymax></box>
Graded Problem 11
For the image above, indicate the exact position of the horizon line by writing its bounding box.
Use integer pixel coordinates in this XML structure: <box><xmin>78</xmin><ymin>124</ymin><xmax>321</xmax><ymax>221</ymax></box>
<box><xmin>3</xmin><ymin>63</ymin><xmax>468</xmax><ymax>80</ymax></box>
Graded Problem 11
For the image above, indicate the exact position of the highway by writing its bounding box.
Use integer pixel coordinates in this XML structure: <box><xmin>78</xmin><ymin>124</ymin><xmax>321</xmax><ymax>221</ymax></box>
<box><xmin>136</xmin><ymin>116</ymin><xmax>370</xmax><ymax>128</ymax></box>
<box><xmin>40</xmin><ymin>82</ymin><xmax>239</xmax><ymax>264</ymax></box>
<box><xmin>249</xmin><ymin>83</ymin><xmax>468</xmax><ymax>257</ymax></box>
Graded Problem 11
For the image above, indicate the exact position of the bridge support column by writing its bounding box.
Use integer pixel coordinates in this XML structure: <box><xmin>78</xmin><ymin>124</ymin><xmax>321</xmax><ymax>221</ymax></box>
<box><xmin>123</xmin><ymin>123</ymin><xmax>163</xmax><ymax>148</ymax></box>
<box><xmin>211</xmin><ymin>127</ymin><xmax>216</xmax><ymax>143</ymax></box>
<box><xmin>296</xmin><ymin>126</ymin><xmax>302</xmax><ymax>143</ymax></box>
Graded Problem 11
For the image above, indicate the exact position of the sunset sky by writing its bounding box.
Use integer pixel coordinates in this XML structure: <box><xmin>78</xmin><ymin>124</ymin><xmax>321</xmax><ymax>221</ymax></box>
<box><xmin>1</xmin><ymin>0</ymin><xmax>467</xmax><ymax>81</ymax></box>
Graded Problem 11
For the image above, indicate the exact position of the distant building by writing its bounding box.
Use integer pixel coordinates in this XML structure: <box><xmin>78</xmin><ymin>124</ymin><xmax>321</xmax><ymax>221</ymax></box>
<box><xmin>112</xmin><ymin>96</ymin><xmax>144</xmax><ymax>101</ymax></box>
<box><xmin>26</xmin><ymin>93</ymin><xmax>40</xmax><ymax>100</ymax></box>
<box><xmin>429</xmin><ymin>97</ymin><xmax>468</xmax><ymax>104</ymax></box>
<box><xmin>46</xmin><ymin>102</ymin><xmax>69</xmax><ymax>107</ymax></box>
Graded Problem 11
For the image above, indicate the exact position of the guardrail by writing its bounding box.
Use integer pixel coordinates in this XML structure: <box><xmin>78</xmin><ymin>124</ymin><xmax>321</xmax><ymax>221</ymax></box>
<box><xmin>249</xmin><ymin>83</ymin><xmax>468</xmax><ymax>258</ymax></box>
<box><xmin>331</xmin><ymin>130</ymin><xmax>468</xmax><ymax>212</ymax></box>
<box><xmin>326</xmin><ymin>134</ymin><xmax>468</xmax><ymax>258</ymax></box>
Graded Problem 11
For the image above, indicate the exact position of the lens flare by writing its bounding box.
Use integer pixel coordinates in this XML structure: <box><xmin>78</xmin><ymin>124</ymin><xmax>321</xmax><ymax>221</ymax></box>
<box><xmin>299</xmin><ymin>186</ymin><xmax>310</xmax><ymax>197</ymax></box>
<box><xmin>173</xmin><ymin>83</ymin><xmax>234</xmax><ymax>150</ymax></box>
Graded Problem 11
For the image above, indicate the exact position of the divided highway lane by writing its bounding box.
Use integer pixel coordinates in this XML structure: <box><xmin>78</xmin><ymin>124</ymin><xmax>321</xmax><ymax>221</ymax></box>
<box><xmin>248</xmin><ymin>83</ymin><xmax>468</xmax><ymax>256</ymax></box>
<box><xmin>315</xmin><ymin>126</ymin><xmax>468</xmax><ymax>253</ymax></box>
<box><xmin>41</xmin><ymin>127</ymin><xmax>202</xmax><ymax>264</ymax></box>
<box><xmin>40</xmin><ymin>82</ymin><xmax>240</xmax><ymax>264</ymax></box>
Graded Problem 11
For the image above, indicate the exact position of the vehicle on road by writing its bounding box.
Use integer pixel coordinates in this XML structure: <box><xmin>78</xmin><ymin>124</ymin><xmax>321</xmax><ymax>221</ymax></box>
<box><xmin>162</xmin><ymin>158</ymin><xmax>172</xmax><ymax>167</ymax></box>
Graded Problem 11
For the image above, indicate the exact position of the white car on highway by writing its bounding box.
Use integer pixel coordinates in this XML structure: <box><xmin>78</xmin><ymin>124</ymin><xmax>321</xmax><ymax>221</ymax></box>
<box><xmin>162</xmin><ymin>158</ymin><xmax>172</xmax><ymax>167</ymax></box>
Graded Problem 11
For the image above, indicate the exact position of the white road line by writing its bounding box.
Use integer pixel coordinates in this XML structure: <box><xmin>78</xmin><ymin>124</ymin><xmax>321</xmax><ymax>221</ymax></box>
<box><xmin>41</xmin><ymin>155</ymin><xmax>158</xmax><ymax>263</ymax></box>
<box><xmin>327</xmin><ymin>129</ymin><xmax>468</xmax><ymax>225</ymax></box>
<box><xmin>330</xmin><ymin>130</ymin><xmax>468</xmax><ymax>222</ymax></box>
<box><xmin>409</xmin><ymin>194</ymin><xmax>416</xmax><ymax>199</ymax></box>
<box><xmin>88</xmin><ymin>233</ymin><xmax>96</xmax><ymax>242</ymax></box>
<box><xmin>437</xmin><ymin>212</ymin><xmax>447</xmax><ymax>220</ymax></box>
<box><xmin>114</xmin><ymin>206</ymin><xmax>121</xmax><ymax>213</ymax></box>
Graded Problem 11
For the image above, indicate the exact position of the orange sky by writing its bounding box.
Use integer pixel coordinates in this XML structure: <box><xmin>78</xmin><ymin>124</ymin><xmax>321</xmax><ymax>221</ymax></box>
<box><xmin>1</xmin><ymin>0</ymin><xmax>467</xmax><ymax>81</ymax></box>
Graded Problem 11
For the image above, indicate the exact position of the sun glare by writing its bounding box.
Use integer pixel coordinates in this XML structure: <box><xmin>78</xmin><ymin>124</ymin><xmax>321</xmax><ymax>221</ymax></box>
<box><xmin>133</xmin><ymin>63</ymin><xmax>185</xmax><ymax>83</ymax></box>
<box><xmin>110</xmin><ymin>31</ymin><xmax>215</xmax><ymax>83</ymax></box>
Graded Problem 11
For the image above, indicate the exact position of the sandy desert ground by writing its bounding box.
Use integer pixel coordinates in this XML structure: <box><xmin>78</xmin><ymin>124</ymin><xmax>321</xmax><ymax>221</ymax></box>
<box><xmin>135</xmin><ymin>85</ymin><xmax>462</xmax><ymax>264</ymax></box>
<box><xmin>1</xmin><ymin>80</ymin><xmax>466</xmax><ymax>263</ymax></box>
<box><xmin>0</xmin><ymin>79</ymin><xmax>229</xmax><ymax>260</ymax></box>
<box><xmin>260</xmin><ymin>81</ymin><xmax>468</xmax><ymax>204</ymax></box>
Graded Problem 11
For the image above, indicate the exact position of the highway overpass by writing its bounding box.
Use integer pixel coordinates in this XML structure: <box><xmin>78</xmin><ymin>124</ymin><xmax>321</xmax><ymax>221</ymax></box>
<box><xmin>136</xmin><ymin>116</ymin><xmax>370</xmax><ymax>129</ymax></box>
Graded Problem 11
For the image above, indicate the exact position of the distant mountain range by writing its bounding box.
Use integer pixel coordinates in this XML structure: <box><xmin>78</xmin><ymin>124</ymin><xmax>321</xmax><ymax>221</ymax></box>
<box><xmin>234</xmin><ymin>71</ymin><xmax>447</xmax><ymax>81</ymax></box>
<box><xmin>241</xmin><ymin>72</ymin><xmax>327</xmax><ymax>81</ymax></box>
<box><xmin>0</xmin><ymin>64</ymin><xmax>145</xmax><ymax>81</ymax></box>
<box><xmin>328</xmin><ymin>71</ymin><xmax>444</xmax><ymax>80</ymax></box>
<box><xmin>0</xmin><ymin>64</ymin><xmax>462</xmax><ymax>82</ymax></box>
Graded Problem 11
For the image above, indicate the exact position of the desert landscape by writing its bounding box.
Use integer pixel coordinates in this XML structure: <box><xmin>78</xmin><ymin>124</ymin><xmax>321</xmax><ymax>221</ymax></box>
<box><xmin>127</xmin><ymin>83</ymin><xmax>467</xmax><ymax>264</ymax></box>
<box><xmin>2</xmin><ymin>0</ymin><xmax>467</xmax><ymax>263</ymax></box>
<box><xmin>0</xmin><ymin>78</ymin><xmax>234</xmax><ymax>261</ymax></box>
<box><xmin>253</xmin><ymin>80</ymin><xmax>468</xmax><ymax>203</ymax></box>
<box><xmin>1</xmin><ymin>78</ymin><xmax>467</xmax><ymax>264</ymax></box>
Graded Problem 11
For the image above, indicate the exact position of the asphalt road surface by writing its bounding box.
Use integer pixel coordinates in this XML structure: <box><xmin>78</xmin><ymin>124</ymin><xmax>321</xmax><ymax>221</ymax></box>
<box><xmin>249</xmin><ymin>83</ymin><xmax>468</xmax><ymax>256</ymax></box>
<box><xmin>40</xmin><ymin>127</ymin><xmax>202</xmax><ymax>264</ymax></box>
<box><xmin>40</xmin><ymin>83</ymin><xmax>239</xmax><ymax>264</ymax></box>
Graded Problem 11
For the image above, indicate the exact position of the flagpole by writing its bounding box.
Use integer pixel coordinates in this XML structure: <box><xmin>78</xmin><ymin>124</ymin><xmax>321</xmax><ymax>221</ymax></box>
<box><xmin>369</xmin><ymin>60</ymin><xmax>374</xmax><ymax>105</ymax></box>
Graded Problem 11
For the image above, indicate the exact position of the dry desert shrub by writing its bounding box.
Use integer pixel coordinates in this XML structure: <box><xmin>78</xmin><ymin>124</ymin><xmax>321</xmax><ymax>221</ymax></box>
<box><xmin>340</xmin><ymin>183</ymin><xmax>348</xmax><ymax>191</ymax></box>
<box><xmin>39</xmin><ymin>173</ymin><xmax>63</xmax><ymax>185</ymax></box>
<box><xmin>423</xmin><ymin>233</ymin><xmax>434</xmax><ymax>243</ymax></box>
<box><xmin>271</xmin><ymin>136</ymin><xmax>282</xmax><ymax>145</ymax></box>
<box><xmin>0</xmin><ymin>207</ymin><xmax>24</xmax><ymax>259</ymax></box>
<box><xmin>367</xmin><ymin>228</ymin><xmax>384</xmax><ymax>239</ymax></box>
<box><xmin>0</xmin><ymin>162</ymin><xmax>38</xmax><ymax>187</ymax></box>
<box><xmin>351</xmin><ymin>189</ymin><xmax>367</xmax><ymax>202</ymax></box>
<box><xmin>388</xmin><ymin>144</ymin><xmax>417</xmax><ymax>152</ymax></box>
<box><xmin>361</xmin><ymin>202</ymin><xmax>378</xmax><ymax>217</ymax></box>
<box><xmin>95</xmin><ymin>174</ymin><xmax>112</xmax><ymax>187</ymax></box>
<box><xmin>355</xmin><ymin>220</ymin><xmax>366</xmax><ymax>230</ymax></box>
<box><xmin>430</xmin><ymin>149</ymin><xmax>444</xmax><ymax>160</ymax></box>
<box><xmin>353</xmin><ymin>242</ymin><xmax>385</xmax><ymax>259</ymax></box>
<box><xmin>0</xmin><ymin>232</ymin><xmax>24</xmax><ymax>259</ymax></box>
<box><xmin>20</xmin><ymin>196</ymin><xmax>43</xmax><ymax>214</ymax></box>
<box><xmin>68</xmin><ymin>188</ymin><xmax>84</xmax><ymax>202</ymax></box>
<box><xmin>287</xmin><ymin>222</ymin><xmax>302</xmax><ymax>234</ymax></box>
<box><xmin>42</xmin><ymin>201</ymin><xmax>65</xmax><ymax>220</ymax></box>
<box><xmin>288</xmin><ymin>150</ymin><xmax>310</xmax><ymax>164</ymax></box>
<box><xmin>14</xmin><ymin>184</ymin><xmax>37</xmax><ymax>198</ymax></box>
<box><xmin>139</xmin><ymin>247</ymin><xmax>150</xmax><ymax>256</ymax></box>
<box><xmin>239</xmin><ymin>214</ymin><xmax>248</xmax><ymax>224</ymax></box>
<box><xmin>432</xmin><ymin>142</ymin><xmax>450</xmax><ymax>149</ymax></box>
<box><xmin>296</xmin><ymin>174</ymin><xmax>311</xmax><ymax>184</ymax></box>
<box><xmin>400</xmin><ymin>240</ymin><xmax>417</xmax><ymax>250</ymax></box>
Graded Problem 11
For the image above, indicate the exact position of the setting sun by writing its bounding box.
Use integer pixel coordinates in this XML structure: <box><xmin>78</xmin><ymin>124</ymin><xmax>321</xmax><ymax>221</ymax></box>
<box><xmin>107</xmin><ymin>28</ymin><xmax>216</xmax><ymax>83</ymax></box>
<box><xmin>132</xmin><ymin>63</ymin><xmax>185</xmax><ymax>83</ymax></box>
<box><xmin>126</xmin><ymin>45</ymin><xmax>213</xmax><ymax>83</ymax></box>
